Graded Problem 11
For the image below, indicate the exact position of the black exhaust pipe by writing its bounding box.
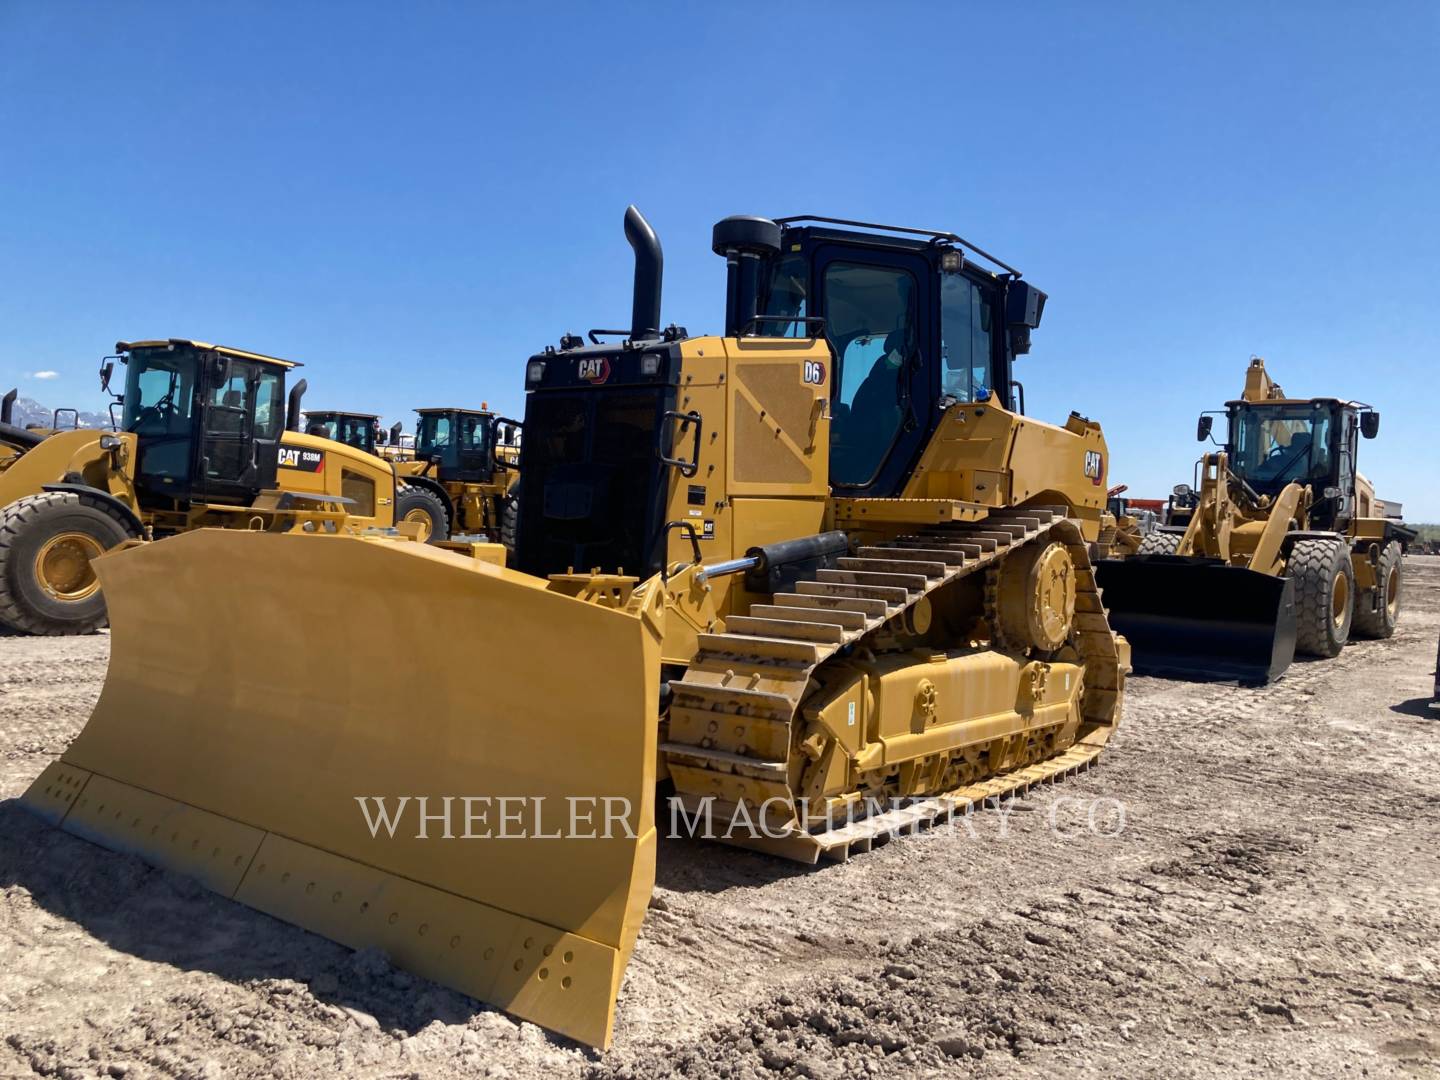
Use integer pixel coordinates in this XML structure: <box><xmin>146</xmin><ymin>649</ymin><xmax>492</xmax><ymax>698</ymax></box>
<box><xmin>285</xmin><ymin>378</ymin><xmax>308</xmax><ymax>432</ymax></box>
<box><xmin>1</xmin><ymin>388</ymin><xmax>14</xmax><ymax>427</ymax></box>
<box><xmin>712</xmin><ymin>216</ymin><xmax>782</xmax><ymax>337</ymax></box>
<box><xmin>390</xmin><ymin>421</ymin><xmax>403</xmax><ymax>445</ymax></box>
<box><xmin>624</xmin><ymin>205</ymin><xmax>663</xmax><ymax>341</ymax></box>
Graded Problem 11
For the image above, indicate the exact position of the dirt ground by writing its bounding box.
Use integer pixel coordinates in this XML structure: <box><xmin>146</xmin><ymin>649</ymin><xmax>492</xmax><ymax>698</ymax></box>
<box><xmin>2</xmin><ymin>559</ymin><xmax>1437</xmax><ymax>1080</ymax></box>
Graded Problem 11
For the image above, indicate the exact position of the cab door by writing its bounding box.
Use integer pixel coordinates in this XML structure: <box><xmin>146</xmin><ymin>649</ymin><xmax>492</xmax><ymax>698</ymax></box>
<box><xmin>195</xmin><ymin>357</ymin><xmax>283</xmax><ymax>502</ymax></box>
<box><xmin>812</xmin><ymin>244</ymin><xmax>936</xmax><ymax>497</ymax></box>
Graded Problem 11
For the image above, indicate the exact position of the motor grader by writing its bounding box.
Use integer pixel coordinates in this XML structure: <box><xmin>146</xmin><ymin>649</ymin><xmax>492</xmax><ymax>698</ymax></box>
<box><xmin>22</xmin><ymin>209</ymin><xmax>1127</xmax><ymax>1048</ymax></box>
<box><xmin>1096</xmin><ymin>357</ymin><xmax>1409</xmax><ymax>684</ymax></box>
<box><xmin>388</xmin><ymin>407</ymin><xmax>520</xmax><ymax>544</ymax></box>
<box><xmin>0</xmin><ymin>339</ymin><xmax>410</xmax><ymax>634</ymax></box>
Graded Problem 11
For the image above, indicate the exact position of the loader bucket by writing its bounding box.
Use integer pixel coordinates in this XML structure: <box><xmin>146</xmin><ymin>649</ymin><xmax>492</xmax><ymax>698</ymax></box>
<box><xmin>21</xmin><ymin>529</ymin><xmax>664</xmax><ymax>1048</ymax></box>
<box><xmin>1095</xmin><ymin>555</ymin><xmax>1296</xmax><ymax>685</ymax></box>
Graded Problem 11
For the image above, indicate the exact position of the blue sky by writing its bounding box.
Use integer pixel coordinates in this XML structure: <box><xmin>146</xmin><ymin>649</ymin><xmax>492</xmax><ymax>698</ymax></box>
<box><xmin>2</xmin><ymin>3</ymin><xmax>1436</xmax><ymax>517</ymax></box>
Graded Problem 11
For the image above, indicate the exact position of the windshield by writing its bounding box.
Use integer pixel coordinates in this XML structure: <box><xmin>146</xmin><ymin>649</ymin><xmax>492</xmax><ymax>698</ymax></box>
<box><xmin>1229</xmin><ymin>403</ymin><xmax>1335</xmax><ymax>493</ymax></box>
<box><xmin>121</xmin><ymin>348</ymin><xmax>197</xmax><ymax>436</ymax></box>
<box><xmin>311</xmin><ymin>415</ymin><xmax>375</xmax><ymax>453</ymax></box>
<box><xmin>417</xmin><ymin>413</ymin><xmax>489</xmax><ymax>457</ymax></box>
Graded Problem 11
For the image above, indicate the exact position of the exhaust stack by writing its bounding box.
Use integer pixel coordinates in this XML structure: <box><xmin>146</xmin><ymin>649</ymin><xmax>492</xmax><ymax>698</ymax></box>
<box><xmin>624</xmin><ymin>206</ymin><xmax>663</xmax><ymax>341</ymax></box>
<box><xmin>285</xmin><ymin>378</ymin><xmax>308</xmax><ymax>432</ymax></box>
<box><xmin>1</xmin><ymin>388</ymin><xmax>15</xmax><ymax>427</ymax></box>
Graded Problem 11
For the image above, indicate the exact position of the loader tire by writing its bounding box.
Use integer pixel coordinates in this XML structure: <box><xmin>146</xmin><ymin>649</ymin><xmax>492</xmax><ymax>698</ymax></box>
<box><xmin>1352</xmin><ymin>540</ymin><xmax>1402</xmax><ymax>639</ymax></box>
<box><xmin>0</xmin><ymin>490</ymin><xmax>141</xmax><ymax>635</ymax></box>
<box><xmin>1136</xmin><ymin>531</ymin><xmax>1182</xmax><ymax>556</ymax></box>
<box><xmin>396</xmin><ymin>484</ymin><xmax>449</xmax><ymax>544</ymax></box>
<box><xmin>1291</xmin><ymin>538</ymin><xmax>1354</xmax><ymax>658</ymax></box>
<box><xmin>499</xmin><ymin>486</ymin><xmax>519</xmax><ymax>557</ymax></box>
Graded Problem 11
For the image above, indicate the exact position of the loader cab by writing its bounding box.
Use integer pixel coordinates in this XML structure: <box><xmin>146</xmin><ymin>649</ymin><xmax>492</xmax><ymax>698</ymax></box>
<box><xmin>116</xmin><ymin>340</ymin><xmax>292</xmax><ymax>506</ymax></box>
<box><xmin>1222</xmin><ymin>398</ymin><xmax>1376</xmax><ymax>531</ymax></box>
<box><xmin>305</xmin><ymin>410</ymin><xmax>379</xmax><ymax>455</ymax></box>
<box><xmin>749</xmin><ymin>218</ymin><xmax>1044</xmax><ymax>498</ymax></box>
<box><xmin>414</xmin><ymin>408</ymin><xmax>501</xmax><ymax>484</ymax></box>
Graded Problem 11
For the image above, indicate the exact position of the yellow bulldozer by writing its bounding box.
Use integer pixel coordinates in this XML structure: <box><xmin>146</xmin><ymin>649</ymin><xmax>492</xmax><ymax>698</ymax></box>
<box><xmin>0</xmin><ymin>340</ymin><xmax>410</xmax><ymax>634</ymax></box>
<box><xmin>1096</xmin><ymin>357</ymin><xmax>1410</xmax><ymax>684</ymax></box>
<box><xmin>22</xmin><ymin>210</ymin><xmax>1127</xmax><ymax>1047</ymax></box>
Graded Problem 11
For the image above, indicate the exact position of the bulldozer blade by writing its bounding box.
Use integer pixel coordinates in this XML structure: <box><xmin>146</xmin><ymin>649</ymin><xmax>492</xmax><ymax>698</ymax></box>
<box><xmin>20</xmin><ymin>529</ymin><xmax>664</xmax><ymax>1049</ymax></box>
<box><xmin>1095</xmin><ymin>555</ymin><xmax>1296</xmax><ymax>685</ymax></box>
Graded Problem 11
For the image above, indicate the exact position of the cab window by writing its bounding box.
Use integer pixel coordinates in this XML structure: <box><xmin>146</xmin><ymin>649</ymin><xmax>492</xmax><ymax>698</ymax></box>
<box><xmin>417</xmin><ymin>415</ymin><xmax>451</xmax><ymax>455</ymax></box>
<box><xmin>459</xmin><ymin>415</ymin><xmax>490</xmax><ymax>451</ymax></box>
<box><xmin>940</xmin><ymin>274</ymin><xmax>994</xmax><ymax>402</ymax></box>
<box><xmin>254</xmin><ymin>370</ymin><xmax>283</xmax><ymax>439</ymax></box>
<box><xmin>123</xmin><ymin>350</ymin><xmax>196</xmax><ymax>436</ymax></box>
<box><xmin>759</xmin><ymin>254</ymin><xmax>809</xmax><ymax>336</ymax></box>
<box><xmin>824</xmin><ymin>262</ymin><xmax>918</xmax><ymax>486</ymax></box>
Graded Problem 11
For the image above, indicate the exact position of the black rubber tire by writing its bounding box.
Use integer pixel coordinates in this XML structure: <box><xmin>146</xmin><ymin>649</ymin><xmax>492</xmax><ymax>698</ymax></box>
<box><xmin>499</xmin><ymin>487</ymin><xmax>519</xmax><ymax>558</ymax></box>
<box><xmin>1137</xmin><ymin>531</ymin><xmax>1182</xmax><ymax>556</ymax></box>
<box><xmin>0</xmin><ymin>490</ymin><xmax>141</xmax><ymax>635</ymax></box>
<box><xmin>395</xmin><ymin>484</ymin><xmax>449</xmax><ymax>544</ymax></box>
<box><xmin>1352</xmin><ymin>540</ymin><xmax>1402</xmax><ymax>639</ymax></box>
<box><xmin>1291</xmin><ymin>537</ymin><xmax>1355</xmax><ymax>658</ymax></box>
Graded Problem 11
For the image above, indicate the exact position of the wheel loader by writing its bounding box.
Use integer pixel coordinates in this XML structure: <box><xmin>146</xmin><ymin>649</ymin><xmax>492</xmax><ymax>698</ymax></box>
<box><xmin>299</xmin><ymin>408</ymin><xmax>453</xmax><ymax>543</ymax></box>
<box><xmin>1096</xmin><ymin>357</ymin><xmax>1411</xmax><ymax>684</ymax></box>
<box><xmin>21</xmin><ymin>209</ymin><xmax>1128</xmax><ymax>1048</ymax></box>
<box><xmin>389</xmin><ymin>407</ymin><xmax>521</xmax><ymax>544</ymax></box>
<box><xmin>301</xmin><ymin>408</ymin><xmax>384</xmax><ymax>453</ymax></box>
<box><xmin>0</xmin><ymin>340</ymin><xmax>410</xmax><ymax>634</ymax></box>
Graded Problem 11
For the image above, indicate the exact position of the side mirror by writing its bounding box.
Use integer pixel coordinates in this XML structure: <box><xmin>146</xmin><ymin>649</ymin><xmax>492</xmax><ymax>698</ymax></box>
<box><xmin>1196</xmin><ymin>415</ymin><xmax>1213</xmax><ymax>441</ymax></box>
<box><xmin>100</xmin><ymin>361</ymin><xmax>115</xmax><ymax>392</ymax></box>
<box><xmin>1360</xmin><ymin>410</ymin><xmax>1380</xmax><ymax>439</ymax></box>
<box><xmin>502</xmin><ymin>424</ymin><xmax>516</xmax><ymax>446</ymax></box>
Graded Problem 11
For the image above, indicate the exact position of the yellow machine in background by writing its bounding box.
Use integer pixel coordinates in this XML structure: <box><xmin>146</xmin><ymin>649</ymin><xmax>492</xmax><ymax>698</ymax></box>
<box><xmin>1097</xmin><ymin>357</ymin><xmax>1410</xmax><ymax>683</ymax></box>
<box><xmin>0</xmin><ymin>340</ymin><xmax>402</xmax><ymax>634</ymax></box>
<box><xmin>390</xmin><ymin>407</ymin><xmax>520</xmax><ymax>544</ymax></box>
<box><xmin>23</xmin><ymin>210</ymin><xmax>1127</xmax><ymax>1047</ymax></box>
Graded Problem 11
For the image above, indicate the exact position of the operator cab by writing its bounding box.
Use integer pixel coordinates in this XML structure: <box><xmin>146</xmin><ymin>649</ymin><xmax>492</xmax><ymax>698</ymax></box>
<box><xmin>305</xmin><ymin>410</ymin><xmax>380</xmax><ymax>455</ymax></box>
<box><xmin>750</xmin><ymin>216</ymin><xmax>1043</xmax><ymax>497</ymax></box>
<box><xmin>414</xmin><ymin>408</ymin><xmax>510</xmax><ymax>484</ymax></box>
<box><xmin>1203</xmin><ymin>397</ymin><xmax>1380</xmax><ymax>531</ymax></box>
<box><xmin>111</xmin><ymin>339</ymin><xmax>295</xmax><ymax>506</ymax></box>
<box><xmin>512</xmin><ymin>210</ymin><xmax>1047</xmax><ymax>579</ymax></box>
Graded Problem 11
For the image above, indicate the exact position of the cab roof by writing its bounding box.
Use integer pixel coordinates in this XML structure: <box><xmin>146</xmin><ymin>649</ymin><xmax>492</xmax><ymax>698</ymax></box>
<box><xmin>116</xmin><ymin>339</ymin><xmax>300</xmax><ymax>369</ymax></box>
<box><xmin>416</xmin><ymin>407</ymin><xmax>493</xmax><ymax>416</ymax></box>
<box><xmin>307</xmin><ymin>409</ymin><xmax>379</xmax><ymax>420</ymax></box>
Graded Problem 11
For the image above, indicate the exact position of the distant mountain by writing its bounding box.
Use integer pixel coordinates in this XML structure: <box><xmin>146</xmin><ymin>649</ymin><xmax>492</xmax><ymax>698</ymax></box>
<box><xmin>3</xmin><ymin>394</ymin><xmax>111</xmax><ymax>431</ymax></box>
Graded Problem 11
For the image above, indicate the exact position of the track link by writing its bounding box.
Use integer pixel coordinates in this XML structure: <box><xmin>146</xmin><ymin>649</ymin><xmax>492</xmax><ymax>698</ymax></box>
<box><xmin>664</xmin><ymin>508</ymin><xmax>1126</xmax><ymax>862</ymax></box>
